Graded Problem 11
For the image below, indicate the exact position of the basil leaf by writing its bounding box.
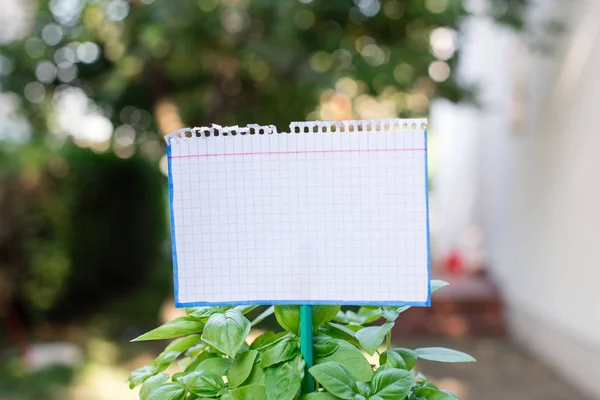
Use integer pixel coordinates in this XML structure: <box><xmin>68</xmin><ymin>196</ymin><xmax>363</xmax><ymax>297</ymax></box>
<box><xmin>355</xmin><ymin>322</ymin><xmax>394</xmax><ymax>355</ymax></box>
<box><xmin>152</xmin><ymin>335</ymin><xmax>203</xmax><ymax>372</ymax></box>
<box><xmin>196</xmin><ymin>357</ymin><xmax>233</xmax><ymax>376</ymax></box>
<box><xmin>275</xmin><ymin>305</ymin><xmax>341</xmax><ymax>334</ymax></box>
<box><xmin>265</xmin><ymin>357</ymin><xmax>302</xmax><ymax>400</ymax></box>
<box><xmin>146</xmin><ymin>382</ymin><xmax>187</xmax><ymax>400</ymax></box>
<box><xmin>132</xmin><ymin>317</ymin><xmax>205</xmax><ymax>341</ymax></box>
<box><xmin>260</xmin><ymin>334</ymin><xmax>299</xmax><ymax>368</ymax></box>
<box><xmin>300</xmin><ymin>394</ymin><xmax>340</xmax><ymax>400</ymax></box>
<box><xmin>139</xmin><ymin>374</ymin><xmax>169</xmax><ymax>400</ymax></box>
<box><xmin>228</xmin><ymin>350</ymin><xmax>258</xmax><ymax>388</ymax></box>
<box><xmin>414</xmin><ymin>347</ymin><xmax>476</xmax><ymax>363</ymax></box>
<box><xmin>314</xmin><ymin>335</ymin><xmax>339</xmax><ymax>358</ymax></box>
<box><xmin>201</xmin><ymin>309</ymin><xmax>251</xmax><ymax>358</ymax></box>
<box><xmin>229</xmin><ymin>384</ymin><xmax>267</xmax><ymax>400</ymax></box>
<box><xmin>308</xmin><ymin>362</ymin><xmax>358</xmax><ymax>400</ymax></box>
<box><xmin>369</xmin><ymin>368</ymin><xmax>413</xmax><ymax>400</ymax></box>
<box><xmin>178</xmin><ymin>370</ymin><xmax>225</xmax><ymax>397</ymax></box>
<box><xmin>129</xmin><ymin>365</ymin><xmax>159</xmax><ymax>389</ymax></box>
<box><xmin>411</xmin><ymin>387</ymin><xmax>457</xmax><ymax>400</ymax></box>
<box><xmin>380</xmin><ymin>350</ymin><xmax>407</xmax><ymax>370</ymax></box>
<box><xmin>315</xmin><ymin>339</ymin><xmax>373</xmax><ymax>382</ymax></box>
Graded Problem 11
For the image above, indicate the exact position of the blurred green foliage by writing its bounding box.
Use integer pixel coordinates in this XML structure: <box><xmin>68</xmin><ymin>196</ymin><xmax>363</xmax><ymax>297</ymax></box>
<box><xmin>0</xmin><ymin>0</ymin><xmax>528</xmax><ymax>335</ymax></box>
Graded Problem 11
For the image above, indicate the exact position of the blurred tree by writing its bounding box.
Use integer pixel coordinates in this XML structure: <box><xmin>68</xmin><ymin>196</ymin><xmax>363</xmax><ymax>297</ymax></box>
<box><xmin>0</xmin><ymin>0</ymin><xmax>530</xmax><ymax>137</ymax></box>
<box><xmin>0</xmin><ymin>0</ymin><xmax>530</xmax><ymax>335</ymax></box>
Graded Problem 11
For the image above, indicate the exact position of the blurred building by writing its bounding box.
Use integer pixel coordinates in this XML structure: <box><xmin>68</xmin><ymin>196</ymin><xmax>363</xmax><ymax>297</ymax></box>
<box><xmin>433</xmin><ymin>0</ymin><xmax>600</xmax><ymax>398</ymax></box>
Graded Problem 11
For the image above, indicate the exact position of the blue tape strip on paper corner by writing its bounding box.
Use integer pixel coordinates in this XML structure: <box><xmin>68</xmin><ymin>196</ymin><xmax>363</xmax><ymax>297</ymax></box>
<box><xmin>167</xmin><ymin>125</ymin><xmax>432</xmax><ymax>308</ymax></box>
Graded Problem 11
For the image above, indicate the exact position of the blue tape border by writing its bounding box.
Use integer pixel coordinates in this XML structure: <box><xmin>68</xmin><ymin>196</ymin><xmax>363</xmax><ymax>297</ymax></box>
<box><xmin>167</xmin><ymin>127</ymin><xmax>431</xmax><ymax>308</ymax></box>
<box><xmin>176</xmin><ymin>299</ymin><xmax>430</xmax><ymax>307</ymax></box>
<box><xmin>167</xmin><ymin>144</ymin><xmax>180</xmax><ymax>305</ymax></box>
<box><xmin>424</xmin><ymin>129</ymin><xmax>431</xmax><ymax>306</ymax></box>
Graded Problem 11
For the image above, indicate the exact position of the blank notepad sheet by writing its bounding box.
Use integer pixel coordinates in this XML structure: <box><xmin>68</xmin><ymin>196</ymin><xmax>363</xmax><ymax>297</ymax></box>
<box><xmin>166</xmin><ymin>119</ymin><xmax>430</xmax><ymax>306</ymax></box>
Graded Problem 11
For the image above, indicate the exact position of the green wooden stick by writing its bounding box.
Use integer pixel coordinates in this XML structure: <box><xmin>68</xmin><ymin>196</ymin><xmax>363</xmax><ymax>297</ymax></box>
<box><xmin>300</xmin><ymin>305</ymin><xmax>314</xmax><ymax>394</ymax></box>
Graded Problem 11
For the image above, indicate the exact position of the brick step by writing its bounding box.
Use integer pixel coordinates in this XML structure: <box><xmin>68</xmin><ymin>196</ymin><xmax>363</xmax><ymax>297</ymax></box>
<box><xmin>392</xmin><ymin>273</ymin><xmax>505</xmax><ymax>338</ymax></box>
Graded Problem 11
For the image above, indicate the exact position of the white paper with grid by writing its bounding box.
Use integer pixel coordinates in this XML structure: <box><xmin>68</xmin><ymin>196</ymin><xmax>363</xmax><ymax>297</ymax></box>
<box><xmin>166</xmin><ymin>119</ymin><xmax>429</xmax><ymax>306</ymax></box>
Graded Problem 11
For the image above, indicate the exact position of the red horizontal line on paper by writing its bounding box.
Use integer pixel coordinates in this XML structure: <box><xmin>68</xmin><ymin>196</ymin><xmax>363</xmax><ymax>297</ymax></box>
<box><xmin>169</xmin><ymin>148</ymin><xmax>426</xmax><ymax>159</ymax></box>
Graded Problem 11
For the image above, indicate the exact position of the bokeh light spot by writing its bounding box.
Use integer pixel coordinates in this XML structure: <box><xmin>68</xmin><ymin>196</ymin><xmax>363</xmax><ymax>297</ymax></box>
<box><xmin>198</xmin><ymin>0</ymin><xmax>219</xmax><ymax>12</ymax></box>
<box><xmin>429</xmin><ymin>60</ymin><xmax>451</xmax><ymax>82</ymax></box>
<box><xmin>24</xmin><ymin>82</ymin><xmax>46</xmax><ymax>103</ymax></box>
<box><xmin>425</xmin><ymin>0</ymin><xmax>449</xmax><ymax>14</ymax></box>
<box><xmin>294</xmin><ymin>10</ymin><xmax>315</xmax><ymax>30</ymax></box>
<box><xmin>430</xmin><ymin>27</ymin><xmax>456</xmax><ymax>61</ymax></box>
<box><xmin>76</xmin><ymin>42</ymin><xmax>101</xmax><ymax>64</ymax></box>
<box><xmin>393</xmin><ymin>63</ymin><xmax>414</xmax><ymax>85</ymax></box>
<box><xmin>35</xmin><ymin>61</ymin><xmax>57</xmax><ymax>83</ymax></box>
<box><xmin>25</xmin><ymin>38</ymin><xmax>46</xmax><ymax>59</ymax></box>
<box><xmin>42</xmin><ymin>23</ymin><xmax>63</xmax><ymax>46</ymax></box>
<box><xmin>107</xmin><ymin>0</ymin><xmax>130</xmax><ymax>22</ymax></box>
<box><xmin>335</xmin><ymin>77</ymin><xmax>358</xmax><ymax>98</ymax></box>
<box><xmin>310</xmin><ymin>51</ymin><xmax>332</xmax><ymax>73</ymax></box>
<box><xmin>58</xmin><ymin>64</ymin><xmax>78</xmax><ymax>83</ymax></box>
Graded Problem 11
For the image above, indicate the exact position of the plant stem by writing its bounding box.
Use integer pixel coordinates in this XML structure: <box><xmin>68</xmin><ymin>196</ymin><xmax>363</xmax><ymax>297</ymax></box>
<box><xmin>386</xmin><ymin>331</ymin><xmax>391</xmax><ymax>351</ymax></box>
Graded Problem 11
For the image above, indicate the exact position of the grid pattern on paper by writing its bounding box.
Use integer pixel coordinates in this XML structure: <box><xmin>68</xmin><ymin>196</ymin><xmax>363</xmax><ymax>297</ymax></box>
<box><xmin>168</xmin><ymin>124</ymin><xmax>429</xmax><ymax>306</ymax></box>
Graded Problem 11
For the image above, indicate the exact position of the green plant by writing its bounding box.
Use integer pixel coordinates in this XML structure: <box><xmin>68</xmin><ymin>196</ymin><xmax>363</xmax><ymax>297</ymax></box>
<box><xmin>129</xmin><ymin>280</ymin><xmax>474</xmax><ymax>400</ymax></box>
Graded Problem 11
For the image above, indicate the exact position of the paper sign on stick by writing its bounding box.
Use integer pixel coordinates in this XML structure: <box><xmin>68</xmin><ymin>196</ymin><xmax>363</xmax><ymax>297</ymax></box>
<box><xmin>165</xmin><ymin>119</ymin><xmax>430</xmax><ymax>307</ymax></box>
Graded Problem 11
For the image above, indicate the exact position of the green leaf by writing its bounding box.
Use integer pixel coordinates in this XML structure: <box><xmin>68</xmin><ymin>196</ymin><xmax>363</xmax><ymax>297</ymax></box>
<box><xmin>391</xmin><ymin>348</ymin><xmax>418</xmax><ymax>370</ymax></box>
<box><xmin>274</xmin><ymin>305</ymin><xmax>300</xmax><ymax>334</ymax></box>
<box><xmin>275</xmin><ymin>305</ymin><xmax>341</xmax><ymax>334</ymax></box>
<box><xmin>185</xmin><ymin>343</ymin><xmax>208</xmax><ymax>358</ymax></box>
<box><xmin>414</xmin><ymin>347</ymin><xmax>476</xmax><ymax>363</ymax></box>
<box><xmin>234</xmin><ymin>305</ymin><xmax>258</xmax><ymax>314</ymax></box>
<box><xmin>265</xmin><ymin>357</ymin><xmax>302</xmax><ymax>400</ymax></box>
<box><xmin>369</xmin><ymin>368</ymin><xmax>413</xmax><ymax>400</ymax></box>
<box><xmin>411</xmin><ymin>387</ymin><xmax>457</xmax><ymax>400</ymax></box>
<box><xmin>319</xmin><ymin>323</ymin><xmax>360</xmax><ymax>347</ymax></box>
<box><xmin>146</xmin><ymin>382</ymin><xmax>187</xmax><ymax>400</ymax></box>
<box><xmin>196</xmin><ymin>357</ymin><xmax>233</xmax><ymax>376</ymax></box>
<box><xmin>357</xmin><ymin>307</ymin><xmax>384</xmax><ymax>324</ymax></box>
<box><xmin>201</xmin><ymin>309</ymin><xmax>251</xmax><ymax>358</ymax></box>
<box><xmin>186</xmin><ymin>306</ymin><xmax>232</xmax><ymax>319</ymax></box>
<box><xmin>260</xmin><ymin>334</ymin><xmax>299</xmax><ymax>368</ymax></box>
<box><xmin>309</xmin><ymin>362</ymin><xmax>358</xmax><ymax>400</ymax></box>
<box><xmin>314</xmin><ymin>336</ymin><xmax>339</xmax><ymax>357</ymax></box>
<box><xmin>355</xmin><ymin>322</ymin><xmax>394</xmax><ymax>355</ymax></box>
<box><xmin>250</xmin><ymin>331</ymin><xmax>287</xmax><ymax>350</ymax></box>
<box><xmin>356</xmin><ymin>381</ymin><xmax>371</xmax><ymax>397</ymax></box>
<box><xmin>129</xmin><ymin>365</ymin><xmax>159</xmax><ymax>389</ymax></box>
<box><xmin>252</xmin><ymin>306</ymin><xmax>275</xmax><ymax>326</ymax></box>
<box><xmin>300</xmin><ymin>393</ymin><xmax>340</xmax><ymax>400</ymax></box>
<box><xmin>228</xmin><ymin>350</ymin><xmax>258</xmax><ymax>388</ymax></box>
<box><xmin>184</xmin><ymin>351</ymin><xmax>216</xmax><ymax>372</ymax></box>
<box><xmin>171</xmin><ymin>372</ymin><xmax>186</xmax><ymax>383</ymax></box>
<box><xmin>132</xmin><ymin>317</ymin><xmax>205</xmax><ymax>341</ymax></box>
<box><xmin>243</xmin><ymin>356</ymin><xmax>266</xmax><ymax>386</ymax></box>
<box><xmin>430</xmin><ymin>280</ymin><xmax>449</xmax><ymax>293</ymax></box>
<box><xmin>380</xmin><ymin>350</ymin><xmax>407</xmax><ymax>370</ymax></box>
<box><xmin>220</xmin><ymin>392</ymin><xmax>233</xmax><ymax>400</ymax></box>
<box><xmin>313</xmin><ymin>306</ymin><xmax>342</xmax><ymax>329</ymax></box>
<box><xmin>152</xmin><ymin>335</ymin><xmax>203</xmax><ymax>371</ymax></box>
<box><xmin>229</xmin><ymin>384</ymin><xmax>267</xmax><ymax>400</ymax></box>
<box><xmin>178</xmin><ymin>371</ymin><xmax>225</xmax><ymax>397</ymax></box>
<box><xmin>139</xmin><ymin>374</ymin><xmax>169</xmax><ymax>400</ymax></box>
<box><xmin>316</xmin><ymin>339</ymin><xmax>373</xmax><ymax>382</ymax></box>
<box><xmin>379</xmin><ymin>307</ymin><xmax>402</xmax><ymax>322</ymax></box>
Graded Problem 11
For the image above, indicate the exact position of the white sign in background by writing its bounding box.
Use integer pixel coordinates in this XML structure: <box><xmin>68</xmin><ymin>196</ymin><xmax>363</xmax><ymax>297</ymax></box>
<box><xmin>166</xmin><ymin>119</ymin><xmax>430</xmax><ymax>306</ymax></box>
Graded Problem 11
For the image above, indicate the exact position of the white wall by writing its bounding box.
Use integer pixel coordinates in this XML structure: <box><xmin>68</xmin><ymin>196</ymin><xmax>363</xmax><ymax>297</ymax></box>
<box><xmin>433</xmin><ymin>0</ymin><xmax>600</xmax><ymax>398</ymax></box>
